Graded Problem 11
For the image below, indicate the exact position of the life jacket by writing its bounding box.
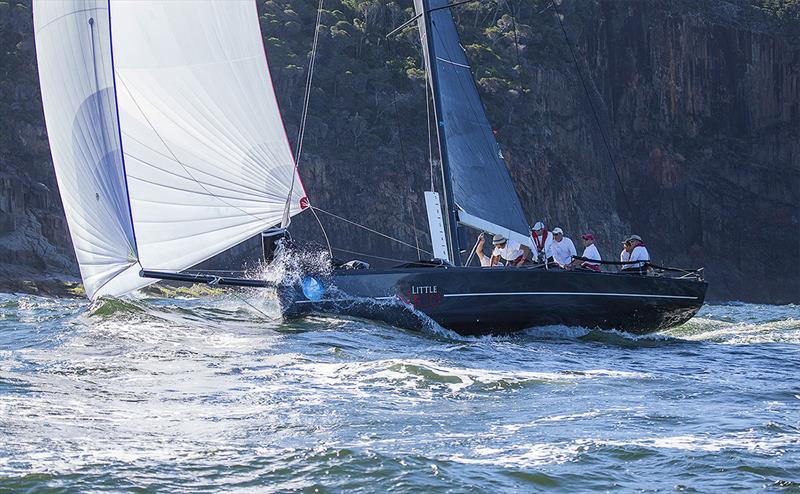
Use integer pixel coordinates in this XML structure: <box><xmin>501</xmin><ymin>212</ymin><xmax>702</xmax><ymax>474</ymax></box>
<box><xmin>531</xmin><ymin>229</ymin><xmax>549</xmax><ymax>253</ymax></box>
<box><xmin>623</xmin><ymin>243</ymin><xmax>649</xmax><ymax>270</ymax></box>
<box><xmin>581</xmin><ymin>262</ymin><xmax>601</xmax><ymax>272</ymax></box>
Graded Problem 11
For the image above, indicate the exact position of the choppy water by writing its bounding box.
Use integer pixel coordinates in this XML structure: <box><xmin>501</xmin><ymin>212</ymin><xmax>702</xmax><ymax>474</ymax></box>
<box><xmin>0</xmin><ymin>292</ymin><xmax>798</xmax><ymax>493</ymax></box>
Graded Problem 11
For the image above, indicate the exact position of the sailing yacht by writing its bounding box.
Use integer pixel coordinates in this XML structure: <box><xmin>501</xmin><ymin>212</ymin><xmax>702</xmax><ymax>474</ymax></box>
<box><xmin>34</xmin><ymin>0</ymin><xmax>706</xmax><ymax>336</ymax></box>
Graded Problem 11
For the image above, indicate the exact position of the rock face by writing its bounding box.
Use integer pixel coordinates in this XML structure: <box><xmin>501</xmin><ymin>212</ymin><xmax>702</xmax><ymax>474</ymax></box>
<box><xmin>0</xmin><ymin>0</ymin><xmax>798</xmax><ymax>303</ymax></box>
<box><xmin>0</xmin><ymin>2</ymin><xmax>77</xmax><ymax>283</ymax></box>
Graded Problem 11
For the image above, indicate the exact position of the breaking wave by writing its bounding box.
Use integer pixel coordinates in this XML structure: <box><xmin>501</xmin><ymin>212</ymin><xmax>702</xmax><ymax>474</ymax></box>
<box><xmin>3</xmin><ymin>295</ymin><xmax>798</xmax><ymax>492</ymax></box>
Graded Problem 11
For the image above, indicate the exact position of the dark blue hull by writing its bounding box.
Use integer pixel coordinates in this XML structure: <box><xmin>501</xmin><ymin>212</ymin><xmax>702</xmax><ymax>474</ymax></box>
<box><xmin>281</xmin><ymin>267</ymin><xmax>707</xmax><ymax>335</ymax></box>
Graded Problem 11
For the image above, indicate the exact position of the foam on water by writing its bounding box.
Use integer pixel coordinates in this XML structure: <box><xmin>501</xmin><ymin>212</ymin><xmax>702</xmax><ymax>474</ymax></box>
<box><xmin>1</xmin><ymin>296</ymin><xmax>799</xmax><ymax>492</ymax></box>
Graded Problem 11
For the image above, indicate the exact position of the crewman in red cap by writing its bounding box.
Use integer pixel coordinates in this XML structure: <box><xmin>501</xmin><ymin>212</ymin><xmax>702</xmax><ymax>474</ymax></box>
<box><xmin>576</xmin><ymin>233</ymin><xmax>602</xmax><ymax>272</ymax></box>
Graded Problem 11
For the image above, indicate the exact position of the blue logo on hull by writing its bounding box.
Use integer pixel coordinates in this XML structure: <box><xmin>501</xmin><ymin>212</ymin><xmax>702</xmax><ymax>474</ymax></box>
<box><xmin>301</xmin><ymin>277</ymin><xmax>325</xmax><ymax>301</ymax></box>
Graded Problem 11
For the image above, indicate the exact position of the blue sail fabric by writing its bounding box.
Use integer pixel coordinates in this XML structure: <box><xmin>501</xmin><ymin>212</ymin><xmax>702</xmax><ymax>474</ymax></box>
<box><xmin>414</xmin><ymin>0</ymin><xmax>530</xmax><ymax>244</ymax></box>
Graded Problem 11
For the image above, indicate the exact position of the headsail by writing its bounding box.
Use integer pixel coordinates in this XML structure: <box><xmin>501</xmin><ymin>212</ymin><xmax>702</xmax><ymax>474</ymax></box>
<box><xmin>33</xmin><ymin>0</ymin><xmax>140</xmax><ymax>299</ymax></box>
<box><xmin>110</xmin><ymin>0</ymin><xmax>307</xmax><ymax>273</ymax></box>
<box><xmin>414</xmin><ymin>0</ymin><xmax>531</xmax><ymax>247</ymax></box>
<box><xmin>34</xmin><ymin>0</ymin><xmax>307</xmax><ymax>299</ymax></box>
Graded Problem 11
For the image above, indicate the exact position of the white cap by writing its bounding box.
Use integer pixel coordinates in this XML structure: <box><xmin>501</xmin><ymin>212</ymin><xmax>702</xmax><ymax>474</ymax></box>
<box><xmin>531</xmin><ymin>221</ymin><xmax>545</xmax><ymax>231</ymax></box>
<box><xmin>552</xmin><ymin>227</ymin><xmax>564</xmax><ymax>235</ymax></box>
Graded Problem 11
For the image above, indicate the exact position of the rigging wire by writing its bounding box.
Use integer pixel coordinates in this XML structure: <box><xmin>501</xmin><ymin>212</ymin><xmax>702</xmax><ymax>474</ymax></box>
<box><xmin>308</xmin><ymin>204</ymin><xmax>333</xmax><ymax>258</ymax></box>
<box><xmin>229</xmin><ymin>289</ymin><xmax>279</xmax><ymax>321</ymax></box>
<box><xmin>392</xmin><ymin>91</ymin><xmax>424</xmax><ymax>261</ymax></box>
<box><xmin>294</xmin><ymin>0</ymin><xmax>324</xmax><ymax>167</ymax></box>
<box><xmin>311</xmin><ymin>206</ymin><xmax>433</xmax><ymax>255</ymax></box>
<box><xmin>425</xmin><ymin>57</ymin><xmax>436</xmax><ymax>191</ymax></box>
<box><xmin>503</xmin><ymin>0</ymin><xmax>523</xmax><ymax>94</ymax></box>
<box><xmin>551</xmin><ymin>1</ymin><xmax>634</xmax><ymax>215</ymax></box>
<box><xmin>281</xmin><ymin>0</ymin><xmax>325</xmax><ymax>228</ymax></box>
<box><xmin>331</xmin><ymin>247</ymin><xmax>418</xmax><ymax>265</ymax></box>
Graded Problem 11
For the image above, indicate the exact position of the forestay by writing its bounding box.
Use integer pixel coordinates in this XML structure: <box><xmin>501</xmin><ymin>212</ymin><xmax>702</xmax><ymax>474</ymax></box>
<box><xmin>33</xmin><ymin>0</ymin><xmax>307</xmax><ymax>300</ymax></box>
<box><xmin>414</xmin><ymin>0</ymin><xmax>531</xmax><ymax>247</ymax></box>
<box><xmin>33</xmin><ymin>0</ymin><xmax>139</xmax><ymax>299</ymax></box>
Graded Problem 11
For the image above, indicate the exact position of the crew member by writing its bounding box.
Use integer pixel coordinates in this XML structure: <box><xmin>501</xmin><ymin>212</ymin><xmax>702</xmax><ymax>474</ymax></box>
<box><xmin>620</xmin><ymin>239</ymin><xmax>632</xmax><ymax>263</ymax></box>
<box><xmin>529</xmin><ymin>221</ymin><xmax>553</xmax><ymax>264</ymax></box>
<box><xmin>490</xmin><ymin>234</ymin><xmax>530</xmax><ymax>267</ymax></box>
<box><xmin>475</xmin><ymin>233</ymin><xmax>492</xmax><ymax>267</ymax></box>
<box><xmin>621</xmin><ymin>235</ymin><xmax>650</xmax><ymax>274</ymax></box>
<box><xmin>550</xmin><ymin>227</ymin><xmax>577</xmax><ymax>269</ymax></box>
<box><xmin>575</xmin><ymin>233</ymin><xmax>601</xmax><ymax>272</ymax></box>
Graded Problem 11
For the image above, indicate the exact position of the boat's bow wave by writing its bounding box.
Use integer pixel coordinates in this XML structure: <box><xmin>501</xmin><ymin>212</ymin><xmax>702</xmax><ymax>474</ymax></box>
<box><xmin>661</xmin><ymin>302</ymin><xmax>800</xmax><ymax>344</ymax></box>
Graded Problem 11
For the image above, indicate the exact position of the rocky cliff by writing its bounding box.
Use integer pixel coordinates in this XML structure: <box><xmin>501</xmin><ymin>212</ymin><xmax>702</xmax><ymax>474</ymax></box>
<box><xmin>0</xmin><ymin>0</ymin><xmax>798</xmax><ymax>302</ymax></box>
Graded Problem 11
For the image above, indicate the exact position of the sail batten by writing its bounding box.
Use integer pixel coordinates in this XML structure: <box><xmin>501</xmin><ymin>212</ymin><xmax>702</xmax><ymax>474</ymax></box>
<box><xmin>414</xmin><ymin>0</ymin><xmax>530</xmax><ymax>242</ymax></box>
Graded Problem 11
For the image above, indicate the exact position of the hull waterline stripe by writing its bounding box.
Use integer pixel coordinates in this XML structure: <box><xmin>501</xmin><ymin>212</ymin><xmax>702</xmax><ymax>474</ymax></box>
<box><xmin>442</xmin><ymin>292</ymin><xmax>699</xmax><ymax>300</ymax></box>
<box><xmin>293</xmin><ymin>292</ymin><xmax>698</xmax><ymax>304</ymax></box>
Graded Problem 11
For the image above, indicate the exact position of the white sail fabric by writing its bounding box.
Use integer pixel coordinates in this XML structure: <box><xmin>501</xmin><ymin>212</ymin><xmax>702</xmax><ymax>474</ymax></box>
<box><xmin>109</xmin><ymin>0</ymin><xmax>308</xmax><ymax>272</ymax></box>
<box><xmin>33</xmin><ymin>0</ymin><xmax>141</xmax><ymax>300</ymax></box>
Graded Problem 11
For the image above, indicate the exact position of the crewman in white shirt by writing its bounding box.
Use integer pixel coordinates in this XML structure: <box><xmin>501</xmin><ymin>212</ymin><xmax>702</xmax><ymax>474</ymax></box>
<box><xmin>574</xmin><ymin>233</ymin><xmax>601</xmax><ymax>272</ymax></box>
<box><xmin>490</xmin><ymin>234</ymin><xmax>530</xmax><ymax>267</ymax></box>
<box><xmin>550</xmin><ymin>227</ymin><xmax>577</xmax><ymax>269</ymax></box>
<box><xmin>620</xmin><ymin>240</ymin><xmax>632</xmax><ymax>263</ymax></box>
<box><xmin>621</xmin><ymin>235</ymin><xmax>650</xmax><ymax>273</ymax></box>
<box><xmin>529</xmin><ymin>221</ymin><xmax>554</xmax><ymax>264</ymax></box>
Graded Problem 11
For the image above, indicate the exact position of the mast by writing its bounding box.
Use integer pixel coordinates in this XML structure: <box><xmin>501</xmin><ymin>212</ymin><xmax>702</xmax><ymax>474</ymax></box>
<box><xmin>420</xmin><ymin>0</ymin><xmax>462</xmax><ymax>265</ymax></box>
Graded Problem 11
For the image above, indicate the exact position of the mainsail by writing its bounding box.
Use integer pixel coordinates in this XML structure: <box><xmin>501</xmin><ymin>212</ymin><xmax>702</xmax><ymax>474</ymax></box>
<box><xmin>414</xmin><ymin>0</ymin><xmax>531</xmax><ymax>248</ymax></box>
<box><xmin>34</xmin><ymin>0</ymin><xmax>307</xmax><ymax>300</ymax></box>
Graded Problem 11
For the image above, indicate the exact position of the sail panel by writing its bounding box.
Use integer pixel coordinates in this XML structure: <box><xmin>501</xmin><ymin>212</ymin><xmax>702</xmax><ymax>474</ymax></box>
<box><xmin>33</xmin><ymin>0</ymin><xmax>144</xmax><ymax>299</ymax></box>
<box><xmin>414</xmin><ymin>0</ymin><xmax>529</xmax><ymax>238</ymax></box>
<box><xmin>109</xmin><ymin>0</ymin><xmax>307</xmax><ymax>271</ymax></box>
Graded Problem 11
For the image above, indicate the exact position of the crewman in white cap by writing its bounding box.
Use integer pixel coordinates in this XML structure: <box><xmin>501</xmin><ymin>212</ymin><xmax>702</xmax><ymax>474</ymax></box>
<box><xmin>490</xmin><ymin>234</ymin><xmax>530</xmax><ymax>267</ymax></box>
<box><xmin>621</xmin><ymin>235</ymin><xmax>650</xmax><ymax>273</ymax></box>
<box><xmin>529</xmin><ymin>221</ymin><xmax>553</xmax><ymax>264</ymax></box>
<box><xmin>550</xmin><ymin>227</ymin><xmax>577</xmax><ymax>269</ymax></box>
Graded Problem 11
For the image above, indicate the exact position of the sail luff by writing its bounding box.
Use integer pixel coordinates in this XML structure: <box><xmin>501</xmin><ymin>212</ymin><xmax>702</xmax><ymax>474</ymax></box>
<box><xmin>413</xmin><ymin>0</ymin><xmax>530</xmax><ymax>242</ymax></box>
<box><xmin>416</xmin><ymin>0</ymin><xmax>461</xmax><ymax>264</ymax></box>
<box><xmin>106</xmin><ymin>0</ymin><xmax>139</xmax><ymax>258</ymax></box>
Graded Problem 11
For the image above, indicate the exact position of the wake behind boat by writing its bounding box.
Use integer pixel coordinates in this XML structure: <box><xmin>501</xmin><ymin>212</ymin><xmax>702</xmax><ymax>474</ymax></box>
<box><xmin>35</xmin><ymin>0</ymin><xmax>707</xmax><ymax>336</ymax></box>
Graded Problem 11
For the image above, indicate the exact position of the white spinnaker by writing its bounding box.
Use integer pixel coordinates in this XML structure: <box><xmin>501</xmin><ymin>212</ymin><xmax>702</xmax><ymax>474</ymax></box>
<box><xmin>33</xmin><ymin>0</ymin><xmax>142</xmax><ymax>300</ymax></box>
<box><xmin>109</xmin><ymin>0</ymin><xmax>308</xmax><ymax>272</ymax></box>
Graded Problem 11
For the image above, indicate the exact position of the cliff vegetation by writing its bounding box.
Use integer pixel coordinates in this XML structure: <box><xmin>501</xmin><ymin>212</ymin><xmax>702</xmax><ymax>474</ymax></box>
<box><xmin>0</xmin><ymin>0</ymin><xmax>798</xmax><ymax>302</ymax></box>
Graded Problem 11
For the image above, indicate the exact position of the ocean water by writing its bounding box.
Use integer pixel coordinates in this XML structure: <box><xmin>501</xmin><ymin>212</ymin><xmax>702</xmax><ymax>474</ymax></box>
<box><xmin>0</xmin><ymin>292</ymin><xmax>798</xmax><ymax>493</ymax></box>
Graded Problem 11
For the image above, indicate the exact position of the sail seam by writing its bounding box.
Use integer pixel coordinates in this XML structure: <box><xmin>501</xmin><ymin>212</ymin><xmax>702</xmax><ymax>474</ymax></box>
<box><xmin>114</xmin><ymin>73</ymin><xmax>277</xmax><ymax>227</ymax></box>
<box><xmin>435</xmin><ymin>56</ymin><xmax>469</xmax><ymax>68</ymax></box>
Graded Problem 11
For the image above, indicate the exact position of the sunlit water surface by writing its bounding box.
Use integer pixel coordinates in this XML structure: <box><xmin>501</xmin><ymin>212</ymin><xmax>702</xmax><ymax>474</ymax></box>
<box><xmin>0</xmin><ymin>292</ymin><xmax>798</xmax><ymax>492</ymax></box>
